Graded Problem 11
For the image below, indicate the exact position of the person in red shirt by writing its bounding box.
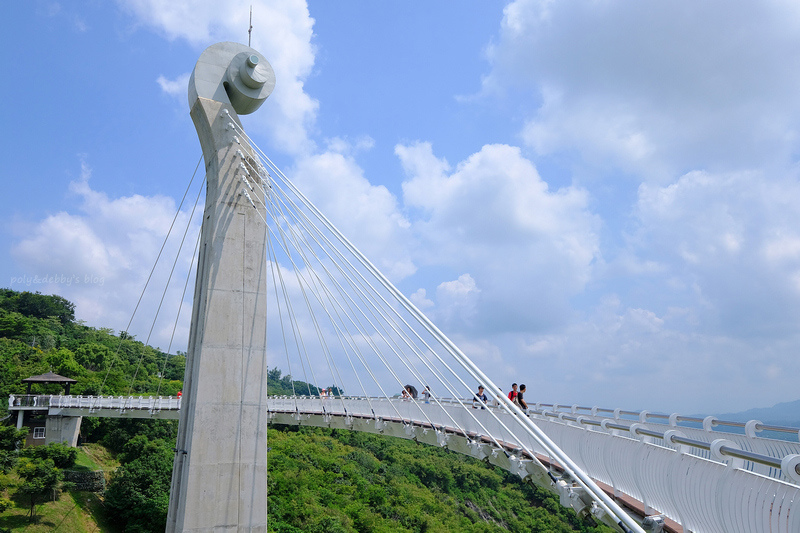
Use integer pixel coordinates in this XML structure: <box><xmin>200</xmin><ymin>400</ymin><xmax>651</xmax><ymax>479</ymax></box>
<box><xmin>508</xmin><ymin>383</ymin><xmax>518</xmax><ymax>404</ymax></box>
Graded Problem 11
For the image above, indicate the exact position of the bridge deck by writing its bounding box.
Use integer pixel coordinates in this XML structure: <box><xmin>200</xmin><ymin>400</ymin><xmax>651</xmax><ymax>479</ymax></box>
<box><xmin>8</xmin><ymin>394</ymin><xmax>800</xmax><ymax>532</ymax></box>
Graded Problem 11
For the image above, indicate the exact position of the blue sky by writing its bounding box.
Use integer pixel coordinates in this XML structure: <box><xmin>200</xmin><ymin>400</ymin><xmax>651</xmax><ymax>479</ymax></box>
<box><xmin>4</xmin><ymin>0</ymin><xmax>800</xmax><ymax>414</ymax></box>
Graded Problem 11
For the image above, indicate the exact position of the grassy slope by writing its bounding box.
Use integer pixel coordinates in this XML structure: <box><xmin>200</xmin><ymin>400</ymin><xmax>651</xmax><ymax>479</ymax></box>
<box><xmin>0</xmin><ymin>491</ymin><xmax>102</xmax><ymax>533</ymax></box>
<box><xmin>0</xmin><ymin>446</ymin><xmax>121</xmax><ymax>533</ymax></box>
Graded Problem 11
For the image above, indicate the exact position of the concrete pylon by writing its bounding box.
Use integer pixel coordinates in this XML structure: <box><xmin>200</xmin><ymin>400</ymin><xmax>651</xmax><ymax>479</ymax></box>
<box><xmin>166</xmin><ymin>42</ymin><xmax>276</xmax><ymax>533</ymax></box>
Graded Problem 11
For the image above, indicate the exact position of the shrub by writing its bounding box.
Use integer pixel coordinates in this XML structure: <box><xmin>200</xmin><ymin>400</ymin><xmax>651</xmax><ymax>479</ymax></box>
<box><xmin>20</xmin><ymin>442</ymin><xmax>77</xmax><ymax>469</ymax></box>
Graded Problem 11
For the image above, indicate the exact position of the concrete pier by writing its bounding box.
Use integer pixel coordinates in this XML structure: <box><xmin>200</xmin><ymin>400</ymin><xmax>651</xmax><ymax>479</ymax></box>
<box><xmin>166</xmin><ymin>42</ymin><xmax>275</xmax><ymax>533</ymax></box>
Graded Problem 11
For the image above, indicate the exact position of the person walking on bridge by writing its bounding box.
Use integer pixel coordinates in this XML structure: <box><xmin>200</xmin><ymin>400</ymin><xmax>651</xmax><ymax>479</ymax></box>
<box><xmin>422</xmin><ymin>385</ymin><xmax>432</xmax><ymax>403</ymax></box>
<box><xmin>508</xmin><ymin>383</ymin><xmax>518</xmax><ymax>405</ymax></box>
<box><xmin>404</xmin><ymin>384</ymin><xmax>418</xmax><ymax>399</ymax></box>
<box><xmin>517</xmin><ymin>384</ymin><xmax>529</xmax><ymax>412</ymax></box>
<box><xmin>492</xmin><ymin>386</ymin><xmax>503</xmax><ymax>407</ymax></box>
<box><xmin>472</xmin><ymin>385</ymin><xmax>488</xmax><ymax>409</ymax></box>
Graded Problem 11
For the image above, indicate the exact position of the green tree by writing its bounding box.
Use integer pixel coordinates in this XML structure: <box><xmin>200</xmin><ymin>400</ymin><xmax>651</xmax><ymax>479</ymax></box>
<box><xmin>89</xmin><ymin>418</ymin><xmax>177</xmax><ymax>454</ymax></box>
<box><xmin>15</xmin><ymin>457</ymin><xmax>63</xmax><ymax>519</ymax></box>
<box><xmin>0</xmin><ymin>496</ymin><xmax>11</xmax><ymax>514</ymax></box>
<box><xmin>20</xmin><ymin>442</ymin><xmax>77</xmax><ymax>469</ymax></box>
<box><xmin>45</xmin><ymin>347</ymin><xmax>85</xmax><ymax>379</ymax></box>
<box><xmin>163</xmin><ymin>354</ymin><xmax>186</xmax><ymax>381</ymax></box>
<box><xmin>74</xmin><ymin>342</ymin><xmax>111</xmax><ymax>371</ymax></box>
<box><xmin>266</xmin><ymin>426</ymin><xmax>612</xmax><ymax>533</ymax></box>
<box><xmin>0</xmin><ymin>425</ymin><xmax>27</xmax><ymax>474</ymax></box>
<box><xmin>0</xmin><ymin>426</ymin><xmax>27</xmax><ymax>451</ymax></box>
<box><xmin>105</xmin><ymin>436</ymin><xmax>174</xmax><ymax>532</ymax></box>
<box><xmin>0</xmin><ymin>310</ymin><xmax>33</xmax><ymax>341</ymax></box>
<box><xmin>15</xmin><ymin>291</ymin><xmax>75</xmax><ymax>325</ymax></box>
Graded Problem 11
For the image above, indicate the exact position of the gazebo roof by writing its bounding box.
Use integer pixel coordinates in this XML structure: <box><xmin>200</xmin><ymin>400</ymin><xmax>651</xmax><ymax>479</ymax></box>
<box><xmin>21</xmin><ymin>372</ymin><xmax>77</xmax><ymax>384</ymax></box>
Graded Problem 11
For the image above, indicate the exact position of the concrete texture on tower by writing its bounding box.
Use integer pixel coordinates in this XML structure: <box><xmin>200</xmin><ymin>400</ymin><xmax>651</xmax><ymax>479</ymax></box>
<box><xmin>166</xmin><ymin>41</ymin><xmax>275</xmax><ymax>533</ymax></box>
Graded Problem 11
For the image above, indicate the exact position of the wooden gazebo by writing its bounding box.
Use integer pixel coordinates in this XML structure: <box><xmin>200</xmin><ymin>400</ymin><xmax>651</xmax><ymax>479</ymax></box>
<box><xmin>22</xmin><ymin>372</ymin><xmax>77</xmax><ymax>395</ymax></box>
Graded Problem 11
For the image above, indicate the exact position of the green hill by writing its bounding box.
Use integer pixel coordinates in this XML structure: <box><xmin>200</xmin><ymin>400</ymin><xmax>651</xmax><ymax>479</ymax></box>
<box><xmin>0</xmin><ymin>289</ymin><xmax>611</xmax><ymax>532</ymax></box>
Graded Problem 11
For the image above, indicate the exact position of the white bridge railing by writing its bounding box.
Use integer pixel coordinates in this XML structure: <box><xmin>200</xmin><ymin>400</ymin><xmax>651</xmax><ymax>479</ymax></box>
<box><xmin>8</xmin><ymin>394</ymin><xmax>181</xmax><ymax>412</ymax></box>
<box><xmin>268</xmin><ymin>396</ymin><xmax>800</xmax><ymax>533</ymax></box>
<box><xmin>527</xmin><ymin>403</ymin><xmax>800</xmax><ymax>484</ymax></box>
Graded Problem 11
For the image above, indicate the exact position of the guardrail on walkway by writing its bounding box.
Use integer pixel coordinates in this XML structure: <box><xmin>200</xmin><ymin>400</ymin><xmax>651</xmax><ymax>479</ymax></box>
<box><xmin>8</xmin><ymin>394</ymin><xmax>181</xmax><ymax>413</ymax></box>
<box><xmin>8</xmin><ymin>394</ymin><xmax>800</xmax><ymax>482</ymax></box>
<box><xmin>268</xmin><ymin>396</ymin><xmax>800</xmax><ymax>533</ymax></box>
<box><xmin>7</xmin><ymin>393</ymin><xmax>799</xmax><ymax>478</ymax></box>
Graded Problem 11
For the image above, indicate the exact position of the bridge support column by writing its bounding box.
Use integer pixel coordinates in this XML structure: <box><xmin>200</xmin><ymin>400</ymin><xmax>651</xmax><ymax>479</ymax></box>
<box><xmin>167</xmin><ymin>95</ymin><xmax>268</xmax><ymax>533</ymax></box>
<box><xmin>167</xmin><ymin>41</ymin><xmax>274</xmax><ymax>532</ymax></box>
<box><xmin>45</xmin><ymin>415</ymin><xmax>82</xmax><ymax>446</ymax></box>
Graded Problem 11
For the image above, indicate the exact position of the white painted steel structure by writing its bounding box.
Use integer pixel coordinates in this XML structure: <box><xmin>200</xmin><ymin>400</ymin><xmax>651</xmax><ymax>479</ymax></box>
<box><xmin>529</xmin><ymin>404</ymin><xmax>800</xmax><ymax>485</ymax></box>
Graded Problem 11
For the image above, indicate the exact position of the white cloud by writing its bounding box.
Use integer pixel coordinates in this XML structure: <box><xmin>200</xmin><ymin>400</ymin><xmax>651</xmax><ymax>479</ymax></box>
<box><xmin>398</xmin><ymin>142</ymin><xmax>600</xmax><ymax>333</ymax></box>
<box><xmin>157</xmin><ymin>73</ymin><xmax>191</xmax><ymax>98</ymax></box>
<box><xmin>120</xmin><ymin>0</ymin><xmax>318</xmax><ymax>155</ymax></box>
<box><xmin>11</xmin><ymin>161</ymin><xmax>201</xmax><ymax>352</ymax></box>
<box><xmin>410</xmin><ymin>288</ymin><xmax>433</xmax><ymax>310</ymax></box>
<box><xmin>325</xmin><ymin>136</ymin><xmax>375</xmax><ymax>155</ymax></box>
<box><xmin>487</xmin><ymin>0</ymin><xmax>800</xmax><ymax>178</ymax></box>
<box><xmin>289</xmin><ymin>148</ymin><xmax>415</xmax><ymax>281</ymax></box>
<box><xmin>632</xmin><ymin>170</ymin><xmax>800</xmax><ymax>336</ymax></box>
<box><xmin>436</xmin><ymin>274</ymin><xmax>480</xmax><ymax>330</ymax></box>
<box><xmin>466</xmin><ymin>1</ymin><xmax>800</xmax><ymax>412</ymax></box>
<box><xmin>541</xmin><ymin>305</ymin><xmax>800</xmax><ymax>414</ymax></box>
<box><xmin>73</xmin><ymin>16</ymin><xmax>88</xmax><ymax>32</ymax></box>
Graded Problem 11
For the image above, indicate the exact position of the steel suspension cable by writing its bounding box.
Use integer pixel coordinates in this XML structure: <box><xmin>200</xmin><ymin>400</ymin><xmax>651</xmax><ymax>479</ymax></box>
<box><xmin>97</xmin><ymin>154</ymin><xmax>204</xmax><ymax>402</ymax></box>
<box><xmin>257</xmin><ymin>187</ymin><xmax>405</xmax><ymax>419</ymax></box>
<box><xmin>233</xmin><ymin>123</ymin><xmax>642</xmax><ymax>532</ymax></box>
<box><xmin>127</xmin><ymin>172</ymin><xmax>206</xmax><ymax>400</ymax></box>
<box><xmin>245</xmin><ymin>150</ymin><xmax>532</xmax><ymax>446</ymax></box>
<box><xmin>156</xmin><ymin>228</ymin><xmax>202</xmax><ymax>397</ymax></box>
<box><xmin>259</xmin><ymin>177</ymin><xmax>466</xmax><ymax>429</ymax></box>
<box><xmin>249</xmin><ymin>142</ymin><xmax>643</xmax><ymax>532</ymax></box>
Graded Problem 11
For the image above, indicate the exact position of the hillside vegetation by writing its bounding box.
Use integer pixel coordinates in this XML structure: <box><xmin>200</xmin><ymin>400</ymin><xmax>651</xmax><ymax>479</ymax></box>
<box><xmin>0</xmin><ymin>289</ymin><xmax>611</xmax><ymax>532</ymax></box>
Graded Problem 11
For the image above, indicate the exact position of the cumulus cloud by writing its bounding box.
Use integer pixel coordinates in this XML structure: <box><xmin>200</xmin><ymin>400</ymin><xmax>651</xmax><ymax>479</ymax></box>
<box><xmin>157</xmin><ymin>73</ymin><xmax>191</xmax><ymax>98</ymax></box>
<box><xmin>120</xmin><ymin>0</ymin><xmax>318</xmax><ymax>155</ymax></box>
<box><xmin>436</xmin><ymin>274</ymin><xmax>480</xmax><ymax>330</ymax></box>
<box><xmin>632</xmin><ymin>170</ymin><xmax>800</xmax><ymax>337</ymax></box>
<box><xmin>511</xmin><ymin>295</ymin><xmax>800</xmax><ymax>414</ymax></box>
<box><xmin>459</xmin><ymin>0</ymin><xmax>800</xmax><ymax>412</ymax></box>
<box><xmin>398</xmin><ymin>142</ymin><xmax>600</xmax><ymax>334</ymax></box>
<box><xmin>11</xmin><ymin>160</ymin><xmax>201</xmax><ymax>352</ymax></box>
<box><xmin>289</xmin><ymin>146</ymin><xmax>416</xmax><ymax>282</ymax></box>
<box><xmin>487</xmin><ymin>0</ymin><xmax>800</xmax><ymax>178</ymax></box>
<box><xmin>410</xmin><ymin>288</ymin><xmax>433</xmax><ymax>310</ymax></box>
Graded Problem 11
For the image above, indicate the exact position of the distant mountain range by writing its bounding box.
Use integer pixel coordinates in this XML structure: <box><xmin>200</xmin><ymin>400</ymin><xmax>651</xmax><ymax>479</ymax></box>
<box><xmin>713</xmin><ymin>398</ymin><xmax>800</xmax><ymax>427</ymax></box>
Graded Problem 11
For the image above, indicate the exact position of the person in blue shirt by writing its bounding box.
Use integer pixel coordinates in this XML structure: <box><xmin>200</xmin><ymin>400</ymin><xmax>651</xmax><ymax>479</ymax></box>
<box><xmin>472</xmin><ymin>385</ymin><xmax>488</xmax><ymax>409</ymax></box>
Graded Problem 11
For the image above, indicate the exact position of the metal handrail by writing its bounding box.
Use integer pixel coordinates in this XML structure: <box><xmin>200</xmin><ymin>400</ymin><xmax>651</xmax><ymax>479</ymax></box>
<box><xmin>530</xmin><ymin>408</ymin><xmax>799</xmax><ymax>477</ymax></box>
<box><xmin>541</xmin><ymin>403</ymin><xmax>800</xmax><ymax>436</ymax></box>
<box><xmin>10</xmin><ymin>393</ymin><xmax>800</xmax><ymax>478</ymax></box>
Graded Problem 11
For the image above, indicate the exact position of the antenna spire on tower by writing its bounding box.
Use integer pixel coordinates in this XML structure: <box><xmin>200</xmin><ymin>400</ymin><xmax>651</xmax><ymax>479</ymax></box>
<box><xmin>248</xmin><ymin>6</ymin><xmax>253</xmax><ymax>47</ymax></box>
